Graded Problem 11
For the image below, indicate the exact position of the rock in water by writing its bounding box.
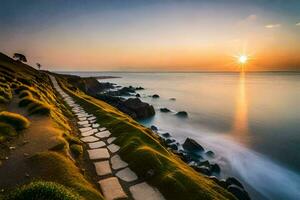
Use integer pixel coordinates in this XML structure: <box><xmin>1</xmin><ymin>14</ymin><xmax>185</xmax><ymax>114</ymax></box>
<box><xmin>160</xmin><ymin>108</ymin><xmax>171</xmax><ymax>112</ymax></box>
<box><xmin>227</xmin><ymin>185</ymin><xmax>251</xmax><ymax>200</ymax></box>
<box><xmin>152</xmin><ymin>94</ymin><xmax>159</xmax><ymax>98</ymax></box>
<box><xmin>150</xmin><ymin>125</ymin><xmax>158</xmax><ymax>131</ymax></box>
<box><xmin>210</xmin><ymin>163</ymin><xmax>221</xmax><ymax>174</ymax></box>
<box><xmin>136</xmin><ymin>93</ymin><xmax>141</xmax><ymax>97</ymax></box>
<box><xmin>169</xmin><ymin>98</ymin><xmax>176</xmax><ymax>101</ymax></box>
<box><xmin>123</xmin><ymin>98</ymin><xmax>155</xmax><ymax>119</ymax></box>
<box><xmin>205</xmin><ymin>150</ymin><xmax>215</xmax><ymax>157</ymax></box>
<box><xmin>175</xmin><ymin>111</ymin><xmax>188</xmax><ymax>117</ymax></box>
<box><xmin>226</xmin><ymin>177</ymin><xmax>244</xmax><ymax>189</ymax></box>
<box><xmin>182</xmin><ymin>138</ymin><xmax>204</xmax><ymax>152</ymax></box>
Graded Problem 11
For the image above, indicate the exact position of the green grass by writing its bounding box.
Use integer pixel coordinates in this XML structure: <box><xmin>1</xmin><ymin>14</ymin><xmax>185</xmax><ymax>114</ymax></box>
<box><xmin>0</xmin><ymin>122</ymin><xmax>17</xmax><ymax>143</ymax></box>
<box><xmin>19</xmin><ymin>90</ymin><xmax>32</xmax><ymax>98</ymax></box>
<box><xmin>0</xmin><ymin>111</ymin><xmax>30</xmax><ymax>130</ymax></box>
<box><xmin>29</xmin><ymin>152</ymin><xmax>103</xmax><ymax>200</ymax></box>
<box><xmin>70</xmin><ymin>144</ymin><xmax>83</xmax><ymax>158</ymax></box>
<box><xmin>59</xmin><ymin>81</ymin><xmax>236</xmax><ymax>200</ymax></box>
<box><xmin>6</xmin><ymin>181</ymin><xmax>82</xmax><ymax>200</ymax></box>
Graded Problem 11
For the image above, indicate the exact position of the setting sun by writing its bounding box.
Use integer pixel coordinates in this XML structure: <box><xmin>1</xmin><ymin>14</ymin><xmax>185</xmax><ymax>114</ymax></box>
<box><xmin>239</xmin><ymin>55</ymin><xmax>248</xmax><ymax>64</ymax></box>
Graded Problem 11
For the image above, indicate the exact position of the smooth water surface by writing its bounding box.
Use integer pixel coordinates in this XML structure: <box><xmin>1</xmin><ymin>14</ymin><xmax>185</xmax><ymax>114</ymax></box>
<box><xmin>63</xmin><ymin>71</ymin><xmax>300</xmax><ymax>200</ymax></box>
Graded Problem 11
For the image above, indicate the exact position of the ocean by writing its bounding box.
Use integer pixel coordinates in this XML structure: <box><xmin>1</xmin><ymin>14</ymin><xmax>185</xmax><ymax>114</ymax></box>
<box><xmin>62</xmin><ymin>71</ymin><xmax>300</xmax><ymax>200</ymax></box>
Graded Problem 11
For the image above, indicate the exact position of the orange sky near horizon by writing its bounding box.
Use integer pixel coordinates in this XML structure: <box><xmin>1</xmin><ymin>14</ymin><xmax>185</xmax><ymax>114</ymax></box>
<box><xmin>1</xmin><ymin>1</ymin><xmax>300</xmax><ymax>71</ymax></box>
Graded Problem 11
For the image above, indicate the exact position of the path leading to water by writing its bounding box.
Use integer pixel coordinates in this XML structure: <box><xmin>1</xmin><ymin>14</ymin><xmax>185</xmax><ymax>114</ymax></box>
<box><xmin>49</xmin><ymin>75</ymin><xmax>165</xmax><ymax>200</ymax></box>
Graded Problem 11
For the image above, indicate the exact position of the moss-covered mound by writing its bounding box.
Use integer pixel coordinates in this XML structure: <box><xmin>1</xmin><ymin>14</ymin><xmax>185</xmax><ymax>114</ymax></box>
<box><xmin>6</xmin><ymin>181</ymin><xmax>81</xmax><ymax>200</ymax></box>
<box><xmin>0</xmin><ymin>122</ymin><xmax>17</xmax><ymax>143</ymax></box>
<box><xmin>0</xmin><ymin>111</ymin><xmax>30</xmax><ymax>130</ymax></box>
<box><xmin>29</xmin><ymin>152</ymin><xmax>103</xmax><ymax>200</ymax></box>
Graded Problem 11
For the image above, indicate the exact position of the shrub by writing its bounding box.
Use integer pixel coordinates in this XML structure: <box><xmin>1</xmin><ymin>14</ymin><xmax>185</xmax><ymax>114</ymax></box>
<box><xmin>0</xmin><ymin>111</ymin><xmax>30</xmax><ymax>130</ymax></box>
<box><xmin>0</xmin><ymin>96</ymin><xmax>8</xmax><ymax>104</ymax></box>
<box><xmin>0</xmin><ymin>122</ymin><xmax>17</xmax><ymax>143</ymax></box>
<box><xmin>18</xmin><ymin>97</ymin><xmax>35</xmax><ymax>107</ymax></box>
<box><xmin>70</xmin><ymin>144</ymin><xmax>83</xmax><ymax>157</ymax></box>
<box><xmin>19</xmin><ymin>90</ymin><xmax>32</xmax><ymax>98</ymax></box>
<box><xmin>28</xmin><ymin>101</ymin><xmax>51</xmax><ymax>116</ymax></box>
<box><xmin>6</xmin><ymin>181</ymin><xmax>81</xmax><ymax>200</ymax></box>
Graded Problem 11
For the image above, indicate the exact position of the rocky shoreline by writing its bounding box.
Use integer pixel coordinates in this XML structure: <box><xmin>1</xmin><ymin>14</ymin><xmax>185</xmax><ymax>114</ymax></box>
<box><xmin>151</xmin><ymin>125</ymin><xmax>251</xmax><ymax>200</ymax></box>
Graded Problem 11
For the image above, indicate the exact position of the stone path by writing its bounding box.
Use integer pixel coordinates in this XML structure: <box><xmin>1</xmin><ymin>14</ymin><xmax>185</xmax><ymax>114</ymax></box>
<box><xmin>49</xmin><ymin>75</ymin><xmax>165</xmax><ymax>200</ymax></box>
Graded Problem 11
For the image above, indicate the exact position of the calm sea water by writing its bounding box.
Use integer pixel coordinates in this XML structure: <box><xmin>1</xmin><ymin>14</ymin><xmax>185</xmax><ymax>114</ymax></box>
<box><xmin>62</xmin><ymin>72</ymin><xmax>300</xmax><ymax>200</ymax></box>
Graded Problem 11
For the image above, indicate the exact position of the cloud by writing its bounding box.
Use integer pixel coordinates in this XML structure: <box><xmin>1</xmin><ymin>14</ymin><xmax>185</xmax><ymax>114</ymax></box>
<box><xmin>296</xmin><ymin>22</ymin><xmax>300</xmax><ymax>26</ymax></box>
<box><xmin>265</xmin><ymin>24</ymin><xmax>281</xmax><ymax>28</ymax></box>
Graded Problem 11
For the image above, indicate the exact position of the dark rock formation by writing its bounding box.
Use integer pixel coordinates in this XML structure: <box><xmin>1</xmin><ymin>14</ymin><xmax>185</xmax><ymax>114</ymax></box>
<box><xmin>151</xmin><ymin>125</ymin><xmax>158</xmax><ymax>131</ymax></box>
<box><xmin>135</xmin><ymin>86</ymin><xmax>144</xmax><ymax>90</ymax></box>
<box><xmin>169</xmin><ymin>98</ymin><xmax>176</xmax><ymax>101</ymax></box>
<box><xmin>226</xmin><ymin>177</ymin><xmax>244</xmax><ymax>189</ymax></box>
<box><xmin>183</xmin><ymin>138</ymin><xmax>204</xmax><ymax>152</ymax></box>
<box><xmin>123</xmin><ymin>98</ymin><xmax>155</xmax><ymax>119</ymax></box>
<box><xmin>175</xmin><ymin>111</ymin><xmax>188</xmax><ymax>117</ymax></box>
<box><xmin>205</xmin><ymin>150</ymin><xmax>215</xmax><ymax>157</ymax></box>
<box><xmin>227</xmin><ymin>185</ymin><xmax>250</xmax><ymax>200</ymax></box>
<box><xmin>161</xmin><ymin>132</ymin><xmax>171</xmax><ymax>138</ymax></box>
<box><xmin>136</xmin><ymin>93</ymin><xmax>141</xmax><ymax>97</ymax></box>
<box><xmin>152</xmin><ymin>94</ymin><xmax>159</xmax><ymax>98</ymax></box>
<box><xmin>210</xmin><ymin>163</ymin><xmax>221</xmax><ymax>174</ymax></box>
<box><xmin>160</xmin><ymin>108</ymin><xmax>171</xmax><ymax>112</ymax></box>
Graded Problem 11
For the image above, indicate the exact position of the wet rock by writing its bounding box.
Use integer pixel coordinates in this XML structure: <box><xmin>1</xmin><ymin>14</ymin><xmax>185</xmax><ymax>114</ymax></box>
<box><xmin>136</xmin><ymin>93</ymin><xmax>141</xmax><ymax>97</ymax></box>
<box><xmin>152</xmin><ymin>94</ymin><xmax>160</xmax><ymax>98</ymax></box>
<box><xmin>165</xmin><ymin>138</ymin><xmax>176</xmax><ymax>144</ymax></box>
<box><xmin>151</xmin><ymin>125</ymin><xmax>158</xmax><ymax>131</ymax></box>
<box><xmin>168</xmin><ymin>143</ymin><xmax>179</xmax><ymax>151</ymax></box>
<box><xmin>182</xmin><ymin>138</ymin><xmax>204</xmax><ymax>152</ymax></box>
<box><xmin>175</xmin><ymin>111</ymin><xmax>188</xmax><ymax>117</ymax></box>
<box><xmin>227</xmin><ymin>185</ymin><xmax>250</xmax><ymax>200</ymax></box>
<box><xmin>169</xmin><ymin>98</ymin><xmax>176</xmax><ymax>101</ymax></box>
<box><xmin>160</xmin><ymin>108</ymin><xmax>171</xmax><ymax>112</ymax></box>
<box><xmin>123</xmin><ymin>98</ymin><xmax>155</xmax><ymax>119</ymax></box>
<box><xmin>205</xmin><ymin>150</ymin><xmax>215</xmax><ymax>157</ymax></box>
<box><xmin>135</xmin><ymin>86</ymin><xmax>144</xmax><ymax>90</ymax></box>
<box><xmin>210</xmin><ymin>163</ymin><xmax>221</xmax><ymax>174</ymax></box>
<box><xmin>193</xmin><ymin>166</ymin><xmax>211</xmax><ymax>176</ymax></box>
<box><xmin>199</xmin><ymin>160</ymin><xmax>210</xmax><ymax>167</ymax></box>
<box><xmin>161</xmin><ymin>132</ymin><xmax>171</xmax><ymax>138</ymax></box>
<box><xmin>226</xmin><ymin>177</ymin><xmax>244</xmax><ymax>189</ymax></box>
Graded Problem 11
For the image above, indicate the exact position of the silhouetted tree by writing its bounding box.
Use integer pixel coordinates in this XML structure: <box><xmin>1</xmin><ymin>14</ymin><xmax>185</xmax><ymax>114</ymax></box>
<box><xmin>36</xmin><ymin>63</ymin><xmax>41</xmax><ymax>70</ymax></box>
<box><xmin>13</xmin><ymin>53</ymin><xmax>27</xmax><ymax>62</ymax></box>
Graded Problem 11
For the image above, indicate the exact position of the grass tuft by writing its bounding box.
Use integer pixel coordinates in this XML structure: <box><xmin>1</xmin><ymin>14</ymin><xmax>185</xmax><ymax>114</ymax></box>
<box><xmin>6</xmin><ymin>181</ymin><xmax>81</xmax><ymax>200</ymax></box>
<box><xmin>19</xmin><ymin>90</ymin><xmax>32</xmax><ymax>98</ymax></box>
<box><xmin>70</xmin><ymin>144</ymin><xmax>83</xmax><ymax>157</ymax></box>
<box><xmin>29</xmin><ymin>152</ymin><xmax>104</xmax><ymax>200</ymax></box>
<box><xmin>0</xmin><ymin>122</ymin><xmax>17</xmax><ymax>143</ymax></box>
<box><xmin>0</xmin><ymin>111</ymin><xmax>30</xmax><ymax>130</ymax></box>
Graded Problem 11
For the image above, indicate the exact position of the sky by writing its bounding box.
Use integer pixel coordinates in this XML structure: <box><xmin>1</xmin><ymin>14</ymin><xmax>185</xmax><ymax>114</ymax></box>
<box><xmin>1</xmin><ymin>0</ymin><xmax>300</xmax><ymax>71</ymax></box>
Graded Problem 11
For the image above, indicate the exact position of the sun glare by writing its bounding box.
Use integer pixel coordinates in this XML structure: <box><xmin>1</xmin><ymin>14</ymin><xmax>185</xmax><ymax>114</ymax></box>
<box><xmin>239</xmin><ymin>55</ymin><xmax>248</xmax><ymax>64</ymax></box>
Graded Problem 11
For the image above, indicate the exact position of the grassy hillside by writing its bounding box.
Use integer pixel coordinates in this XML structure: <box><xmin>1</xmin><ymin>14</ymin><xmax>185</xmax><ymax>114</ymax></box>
<box><xmin>0</xmin><ymin>52</ymin><xmax>236</xmax><ymax>200</ymax></box>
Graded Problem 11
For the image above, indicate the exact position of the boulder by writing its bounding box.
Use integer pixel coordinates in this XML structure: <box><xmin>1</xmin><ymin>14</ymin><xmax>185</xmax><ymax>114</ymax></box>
<box><xmin>136</xmin><ymin>93</ymin><xmax>141</xmax><ymax>97</ymax></box>
<box><xmin>227</xmin><ymin>185</ymin><xmax>250</xmax><ymax>200</ymax></box>
<box><xmin>226</xmin><ymin>177</ymin><xmax>244</xmax><ymax>189</ymax></box>
<box><xmin>161</xmin><ymin>132</ymin><xmax>171</xmax><ymax>138</ymax></box>
<box><xmin>218</xmin><ymin>179</ymin><xmax>228</xmax><ymax>189</ymax></box>
<box><xmin>168</xmin><ymin>143</ymin><xmax>179</xmax><ymax>151</ymax></box>
<box><xmin>135</xmin><ymin>86</ymin><xmax>144</xmax><ymax>90</ymax></box>
<box><xmin>160</xmin><ymin>108</ymin><xmax>171</xmax><ymax>112</ymax></box>
<box><xmin>152</xmin><ymin>94</ymin><xmax>160</xmax><ymax>98</ymax></box>
<box><xmin>182</xmin><ymin>138</ymin><xmax>204</xmax><ymax>152</ymax></box>
<box><xmin>175</xmin><ymin>111</ymin><xmax>188</xmax><ymax>117</ymax></box>
<box><xmin>193</xmin><ymin>166</ymin><xmax>211</xmax><ymax>176</ymax></box>
<box><xmin>210</xmin><ymin>163</ymin><xmax>221</xmax><ymax>174</ymax></box>
<box><xmin>150</xmin><ymin>125</ymin><xmax>158</xmax><ymax>131</ymax></box>
<box><xmin>123</xmin><ymin>98</ymin><xmax>155</xmax><ymax>119</ymax></box>
<box><xmin>165</xmin><ymin>138</ymin><xmax>176</xmax><ymax>145</ymax></box>
<box><xmin>205</xmin><ymin>150</ymin><xmax>215</xmax><ymax>157</ymax></box>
